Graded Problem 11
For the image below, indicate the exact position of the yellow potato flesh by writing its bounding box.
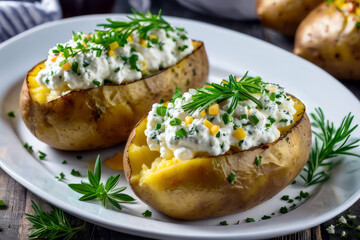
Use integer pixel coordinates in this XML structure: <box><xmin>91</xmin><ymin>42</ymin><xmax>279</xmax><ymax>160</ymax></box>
<box><xmin>124</xmin><ymin>95</ymin><xmax>312</xmax><ymax>219</ymax></box>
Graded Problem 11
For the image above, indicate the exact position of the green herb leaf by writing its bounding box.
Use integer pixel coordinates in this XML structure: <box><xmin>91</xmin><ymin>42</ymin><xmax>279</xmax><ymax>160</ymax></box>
<box><xmin>142</xmin><ymin>210</ymin><xmax>152</xmax><ymax>217</ymax></box>
<box><xmin>71</xmin><ymin>169</ymin><xmax>81</xmax><ymax>177</ymax></box>
<box><xmin>222</xmin><ymin>113</ymin><xmax>233</xmax><ymax>124</ymax></box>
<box><xmin>55</xmin><ymin>172</ymin><xmax>65</xmax><ymax>182</ymax></box>
<box><xmin>261</xmin><ymin>215</ymin><xmax>271</xmax><ymax>220</ymax></box>
<box><xmin>156</xmin><ymin>106</ymin><xmax>167</xmax><ymax>117</ymax></box>
<box><xmin>175</xmin><ymin>128</ymin><xmax>187</xmax><ymax>138</ymax></box>
<box><xmin>169</xmin><ymin>118</ymin><xmax>181</xmax><ymax>126</ymax></box>
<box><xmin>93</xmin><ymin>80</ymin><xmax>101</xmax><ymax>86</ymax></box>
<box><xmin>246</xmin><ymin>217</ymin><xmax>255</xmax><ymax>223</ymax></box>
<box><xmin>300</xmin><ymin>108</ymin><xmax>360</xmax><ymax>186</ymax></box>
<box><xmin>68</xmin><ymin>155</ymin><xmax>135</xmax><ymax>210</ymax></box>
<box><xmin>279</xmin><ymin>206</ymin><xmax>288</xmax><ymax>214</ymax></box>
<box><xmin>255</xmin><ymin>156</ymin><xmax>262</xmax><ymax>166</ymax></box>
<box><xmin>38</xmin><ymin>151</ymin><xmax>46</xmax><ymax>160</ymax></box>
<box><xmin>229</xmin><ymin>172</ymin><xmax>235</xmax><ymax>184</ymax></box>
<box><xmin>25</xmin><ymin>201</ymin><xmax>84</xmax><ymax>240</ymax></box>
<box><xmin>0</xmin><ymin>200</ymin><xmax>6</xmax><ymax>209</ymax></box>
<box><xmin>7</xmin><ymin>111</ymin><xmax>15</xmax><ymax>118</ymax></box>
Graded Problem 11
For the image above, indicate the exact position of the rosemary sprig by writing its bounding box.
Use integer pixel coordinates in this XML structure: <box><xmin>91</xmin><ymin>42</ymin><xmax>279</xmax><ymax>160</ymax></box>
<box><xmin>25</xmin><ymin>201</ymin><xmax>84</xmax><ymax>240</ymax></box>
<box><xmin>68</xmin><ymin>155</ymin><xmax>135</xmax><ymax>210</ymax></box>
<box><xmin>182</xmin><ymin>73</ymin><xmax>266</xmax><ymax>115</ymax></box>
<box><xmin>301</xmin><ymin>108</ymin><xmax>360</xmax><ymax>186</ymax></box>
<box><xmin>96</xmin><ymin>9</ymin><xmax>173</xmax><ymax>46</ymax></box>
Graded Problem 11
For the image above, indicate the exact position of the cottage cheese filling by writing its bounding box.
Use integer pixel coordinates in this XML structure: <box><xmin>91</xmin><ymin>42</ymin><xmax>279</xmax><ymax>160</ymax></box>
<box><xmin>145</xmin><ymin>82</ymin><xmax>296</xmax><ymax>160</ymax></box>
<box><xmin>36</xmin><ymin>27</ymin><xmax>193</xmax><ymax>102</ymax></box>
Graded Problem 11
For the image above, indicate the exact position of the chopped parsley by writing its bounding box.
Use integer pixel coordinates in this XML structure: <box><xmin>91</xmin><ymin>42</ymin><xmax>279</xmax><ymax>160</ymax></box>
<box><xmin>229</xmin><ymin>172</ymin><xmax>235</xmax><ymax>184</ymax></box>
<box><xmin>7</xmin><ymin>111</ymin><xmax>15</xmax><ymax>118</ymax></box>
<box><xmin>279</xmin><ymin>206</ymin><xmax>288</xmax><ymax>214</ymax></box>
<box><xmin>55</xmin><ymin>172</ymin><xmax>65</xmax><ymax>182</ymax></box>
<box><xmin>255</xmin><ymin>156</ymin><xmax>262</xmax><ymax>166</ymax></box>
<box><xmin>38</xmin><ymin>151</ymin><xmax>46</xmax><ymax>160</ymax></box>
<box><xmin>62</xmin><ymin>160</ymin><xmax>67</xmax><ymax>164</ymax></box>
<box><xmin>246</xmin><ymin>217</ymin><xmax>255</xmax><ymax>223</ymax></box>
<box><xmin>24</xmin><ymin>143</ymin><xmax>34</xmax><ymax>153</ymax></box>
<box><xmin>261</xmin><ymin>215</ymin><xmax>271</xmax><ymax>220</ymax></box>
<box><xmin>71</xmin><ymin>169</ymin><xmax>81</xmax><ymax>177</ymax></box>
<box><xmin>142</xmin><ymin>210</ymin><xmax>152</xmax><ymax>217</ymax></box>
<box><xmin>219</xmin><ymin>221</ymin><xmax>228</xmax><ymax>226</ymax></box>
<box><xmin>281</xmin><ymin>195</ymin><xmax>289</xmax><ymax>201</ymax></box>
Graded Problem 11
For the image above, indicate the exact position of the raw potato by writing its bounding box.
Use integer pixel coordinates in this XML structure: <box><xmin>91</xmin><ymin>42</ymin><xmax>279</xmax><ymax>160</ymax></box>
<box><xmin>20</xmin><ymin>41</ymin><xmax>209</xmax><ymax>151</ymax></box>
<box><xmin>123</xmin><ymin>95</ymin><xmax>312</xmax><ymax>220</ymax></box>
<box><xmin>293</xmin><ymin>2</ymin><xmax>360</xmax><ymax>80</ymax></box>
<box><xmin>257</xmin><ymin>0</ymin><xmax>323</xmax><ymax>36</ymax></box>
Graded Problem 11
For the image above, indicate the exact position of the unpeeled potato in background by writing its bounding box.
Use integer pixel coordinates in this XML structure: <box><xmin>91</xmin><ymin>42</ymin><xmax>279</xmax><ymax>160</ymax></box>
<box><xmin>257</xmin><ymin>0</ymin><xmax>323</xmax><ymax>36</ymax></box>
<box><xmin>293</xmin><ymin>1</ymin><xmax>360</xmax><ymax>80</ymax></box>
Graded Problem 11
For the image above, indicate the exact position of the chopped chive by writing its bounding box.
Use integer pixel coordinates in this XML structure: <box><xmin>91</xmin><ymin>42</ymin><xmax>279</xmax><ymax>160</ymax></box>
<box><xmin>300</xmin><ymin>191</ymin><xmax>309</xmax><ymax>198</ymax></box>
<box><xmin>175</xmin><ymin>128</ymin><xmax>187</xmax><ymax>138</ymax></box>
<box><xmin>291</xmin><ymin>180</ymin><xmax>296</xmax><ymax>184</ymax></box>
<box><xmin>0</xmin><ymin>200</ymin><xmax>6</xmax><ymax>208</ymax></box>
<box><xmin>169</xmin><ymin>118</ymin><xmax>181</xmax><ymax>126</ymax></box>
<box><xmin>276</xmin><ymin>101</ymin><xmax>282</xmax><ymax>105</ymax></box>
<box><xmin>267</xmin><ymin>116</ymin><xmax>276</xmax><ymax>125</ymax></box>
<box><xmin>216</xmin><ymin>132</ymin><xmax>221</xmax><ymax>138</ymax></box>
<box><xmin>229</xmin><ymin>172</ymin><xmax>235</xmax><ymax>184</ymax></box>
<box><xmin>178</xmin><ymin>45</ymin><xmax>188</xmax><ymax>51</ymax></box>
<box><xmin>38</xmin><ymin>151</ymin><xmax>46</xmax><ymax>160</ymax></box>
<box><xmin>219</xmin><ymin>221</ymin><xmax>228</xmax><ymax>226</ymax></box>
<box><xmin>250</xmin><ymin>115</ymin><xmax>260</xmax><ymax>125</ymax></box>
<box><xmin>222</xmin><ymin>113</ymin><xmax>233</xmax><ymax>124</ymax></box>
<box><xmin>286</xmin><ymin>137</ymin><xmax>289</xmax><ymax>142</ymax></box>
<box><xmin>23</xmin><ymin>143</ymin><xmax>34</xmax><ymax>153</ymax></box>
<box><xmin>240</xmin><ymin>114</ymin><xmax>247</xmax><ymax>120</ymax></box>
<box><xmin>83</xmin><ymin>61</ymin><xmax>90</xmax><ymax>67</ymax></box>
<box><xmin>62</xmin><ymin>160</ymin><xmax>67</xmax><ymax>164</ymax></box>
<box><xmin>281</xmin><ymin>195</ymin><xmax>289</xmax><ymax>201</ymax></box>
<box><xmin>269</xmin><ymin>92</ymin><xmax>276</xmax><ymax>101</ymax></box>
<box><xmin>246</xmin><ymin>217</ymin><xmax>255</xmax><ymax>223</ymax></box>
<box><xmin>114</xmin><ymin>67</ymin><xmax>120</xmax><ymax>73</ymax></box>
<box><xmin>155</xmin><ymin>123</ymin><xmax>162</xmax><ymax>130</ymax></box>
<box><xmin>93</xmin><ymin>80</ymin><xmax>101</xmax><ymax>86</ymax></box>
<box><xmin>156</xmin><ymin>106</ymin><xmax>167</xmax><ymax>117</ymax></box>
<box><xmin>279</xmin><ymin>119</ymin><xmax>288</xmax><ymax>123</ymax></box>
<box><xmin>59</xmin><ymin>59</ymin><xmax>68</xmax><ymax>67</ymax></box>
<box><xmin>255</xmin><ymin>156</ymin><xmax>262</xmax><ymax>166</ymax></box>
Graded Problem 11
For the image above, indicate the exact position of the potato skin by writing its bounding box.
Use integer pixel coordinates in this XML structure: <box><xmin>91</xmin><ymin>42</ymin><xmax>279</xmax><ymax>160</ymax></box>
<box><xmin>124</xmin><ymin>96</ymin><xmax>311</xmax><ymax>220</ymax></box>
<box><xmin>20</xmin><ymin>41</ymin><xmax>209</xmax><ymax>150</ymax></box>
<box><xmin>257</xmin><ymin>0</ymin><xmax>322</xmax><ymax>36</ymax></box>
<box><xmin>293</xmin><ymin>3</ymin><xmax>360</xmax><ymax>80</ymax></box>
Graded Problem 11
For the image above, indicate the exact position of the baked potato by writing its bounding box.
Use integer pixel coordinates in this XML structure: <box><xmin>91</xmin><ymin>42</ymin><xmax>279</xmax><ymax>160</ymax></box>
<box><xmin>257</xmin><ymin>0</ymin><xmax>323</xmax><ymax>36</ymax></box>
<box><xmin>123</xmin><ymin>76</ymin><xmax>312</xmax><ymax>220</ymax></box>
<box><xmin>293</xmin><ymin>0</ymin><xmax>360</xmax><ymax>80</ymax></box>
<box><xmin>20</xmin><ymin>40</ymin><xmax>209</xmax><ymax>150</ymax></box>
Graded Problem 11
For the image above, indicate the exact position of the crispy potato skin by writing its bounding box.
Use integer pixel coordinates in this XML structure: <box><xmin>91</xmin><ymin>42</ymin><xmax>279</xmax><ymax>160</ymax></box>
<box><xmin>124</xmin><ymin>96</ymin><xmax>311</xmax><ymax>220</ymax></box>
<box><xmin>257</xmin><ymin>0</ymin><xmax>322</xmax><ymax>36</ymax></box>
<box><xmin>20</xmin><ymin>41</ymin><xmax>209</xmax><ymax>150</ymax></box>
<box><xmin>293</xmin><ymin>3</ymin><xmax>360</xmax><ymax>80</ymax></box>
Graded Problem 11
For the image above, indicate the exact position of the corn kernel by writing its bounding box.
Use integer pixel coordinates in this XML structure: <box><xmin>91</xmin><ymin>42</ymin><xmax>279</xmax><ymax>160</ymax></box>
<box><xmin>83</xmin><ymin>34</ymin><xmax>91</xmax><ymax>40</ymax></box>
<box><xmin>61</xmin><ymin>62</ymin><xmax>71</xmax><ymax>71</ymax></box>
<box><xmin>109</xmin><ymin>41</ymin><xmax>119</xmax><ymax>50</ymax></box>
<box><xmin>108</xmin><ymin>50</ymin><xmax>115</xmax><ymax>57</ymax></box>
<box><xmin>141</xmin><ymin>61</ymin><xmax>147</xmax><ymax>71</ymax></box>
<box><xmin>163</xmin><ymin>102</ymin><xmax>168</xmax><ymax>107</ymax></box>
<box><xmin>203</xmin><ymin>119</ymin><xmax>213</xmax><ymax>129</ymax></box>
<box><xmin>81</xmin><ymin>42</ymin><xmax>88</xmax><ymax>48</ymax></box>
<box><xmin>139</xmin><ymin>39</ymin><xmax>147</xmax><ymax>47</ymax></box>
<box><xmin>51</xmin><ymin>56</ymin><xmax>57</xmax><ymax>62</ymax></box>
<box><xmin>200</xmin><ymin>110</ymin><xmax>207</xmax><ymax>117</ymax></box>
<box><xmin>127</xmin><ymin>36</ymin><xmax>133</xmax><ymax>44</ymax></box>
<box><xmin>233</xmin><ymin>127</ymin><xmax>247</xmax><ymax>140</ymax></box>
<box><xmin>268</xmin><ymin>86</ymin><xmax>276</xmax><ymax>92</ymax></box>
<box><xmin>209</xmin><ymin>104</ymin><xmax>219</xmax><ymax>115</ymax></box>
<box><xmin>185</xmin><ymin>116</ymin><xmax>193</xmax><ymax>125</ymax></box>
<box><xmin>149</xmin><ymin>34</ymin><xmax>158</xmax><ymax>41</ymax></box>
<box><xmin>210</xmin><ymin>125</ymin><xmax>220</xmax><ymax>135</ymax></box>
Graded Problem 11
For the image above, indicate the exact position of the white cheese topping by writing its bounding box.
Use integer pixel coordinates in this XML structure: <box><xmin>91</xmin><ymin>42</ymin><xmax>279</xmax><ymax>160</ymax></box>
<box><xmin>36</xmin><ymin>28</ymin><xmax>193</xmax><ymax>102</ymax></box>
<box><xmin>338</xmin><ymin>215</ymin><xmax>347</xmax><ymax>224</ymax></box>
<box><xmin>145</xmin><ymin>83</ymin><xmax>296</xmax><ymax>160</ymax></box>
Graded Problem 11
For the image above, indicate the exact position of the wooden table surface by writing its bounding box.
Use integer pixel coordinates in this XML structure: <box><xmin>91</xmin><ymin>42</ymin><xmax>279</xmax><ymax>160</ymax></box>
<box><xmin>1</xmin><ymin>0</ymin><xmax>360</xmax><ymax>239</ymax></box>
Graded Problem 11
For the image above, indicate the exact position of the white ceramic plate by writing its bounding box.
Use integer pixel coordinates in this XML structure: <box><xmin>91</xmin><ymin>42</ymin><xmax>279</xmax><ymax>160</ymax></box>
<box><xmin>0</xmin><ymin>14</ymin><xmax>359</xmax><ymax>240</ymax></box>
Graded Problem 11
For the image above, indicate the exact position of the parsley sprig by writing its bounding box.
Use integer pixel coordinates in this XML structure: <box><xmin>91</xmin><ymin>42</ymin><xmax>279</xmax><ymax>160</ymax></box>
<box><xmin>25</xmin><ymin>201</ymin><xmax>84</xmax><ymax>240</ymax></box>
<box><xmin>68</xmin><ymin>155</ymin><xmax>135</xmax><ymax>210</ymax></box>
<box><xmin>301</xmin><ymin>108</ymin><xmax>360</xmax><ymax>186</ymax></box>
<box><xmin>96</xmin><ymin>9</ymin><xmax>173</xmax><ymax>46</ymax></box>
<box><xmin>182</xmin><ymin>73</ymin><xmax>265</xmax><ymax>115</ymax></box>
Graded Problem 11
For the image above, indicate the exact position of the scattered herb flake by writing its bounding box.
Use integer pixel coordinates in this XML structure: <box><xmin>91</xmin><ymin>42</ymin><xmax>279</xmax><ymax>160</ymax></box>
<box><xmin>246</xmin><ymin>217</ymin><xmax>255</xmax><ymax>223</ymax></box>
<box><xmin>62</xmin><ymin>160</ymin><xmax>67</xmax><ymax>164</ymax></box>
<box><xmin>71</xmin><ymin>169</ymin><xmax>81</xmax><ymax>177</ymax></box>
<box><xmin>261</xmin><ymin>215</ymin><xmax>271</xmax><ymax>220</ymax></box>
<box><xmin>76</xmin><ymin>156</ymin><xmax>82</xmax><ymax>160</ymax></box>
<box><xmin>142</xmin><ymin>210</ymin><xmax>152</xmax><ymax>217</ymax></box>
<box><xmin>175</xmin><ymin>128</ymin><xmax>187</xmax><ymax>138</ymax></box>
<box><xmin>229</xmin><ymin>172</ymin><xmax>235</xmax><ymax>184</ymax></box>
<box><xmin>7</xmin><ymin>111</ymin><xmax>15</xmax><ymax>118</ymax></box>
<box><xmin>219</xmin><ymin>221</ymin><xmax>228</xmax><ymax>226</ymax></box>
<box><xmin>24</xmin><ymin>143</ymin><xmax>34</xmax><ymax>153</ymax></box>
<box><xmin>281</xmin><ymin>195</ymin><xmax>289</xmax><ymax>201</ymax></box>
<box><xmin>0</xmin><ymin>200</ymin><xmax>6</xmax><ymax>209</ymax></box>
<box><xmin>156</xmin><ymin>106</ymin><xmax>167</xmax><ymax>117</ymax></box>
<box><xmin>279</xmin><ymin>206</ymin><xmax>288</xmax><ymax>214</ymax></box>
<box><xmin>255</xmin><ymin>156</ymin><xmax>262</xmax><ymax>166</ymax></box>
<box><xmin>55</xmin><ymin>172</ymin><xmax>65</xmax><ymax>182</ymax></box>
<box><xmin>38</xmin><ymin>151</ymin><xmax>46</xmax><ymax>160</ymax></box>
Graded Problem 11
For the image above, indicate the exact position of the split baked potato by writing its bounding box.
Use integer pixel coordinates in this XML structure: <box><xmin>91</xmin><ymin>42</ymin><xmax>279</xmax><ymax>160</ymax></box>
<box><xmin>123</xmin><ymin>95</ymin><xmax>311</xmax><ymax>220</ymax></box>
<box><xmin>293</xmin><ymin>0</ymin><xmax>360</xmax><ymax>80</ymax></box>
<box><xmin>257</xmin><ymin>0</ymin><xmax>323</xmax><ymax>36</ymax></box>
<box><xmin>20</xmin><ymin>40</ymin><xmax>209</xmax><ymax>150</ymax></box>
